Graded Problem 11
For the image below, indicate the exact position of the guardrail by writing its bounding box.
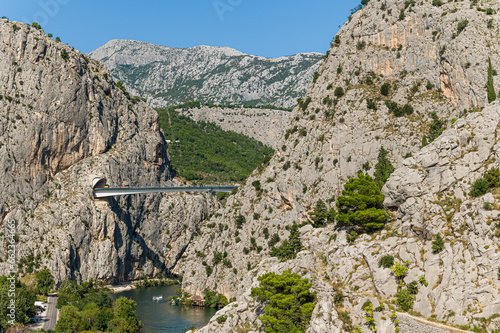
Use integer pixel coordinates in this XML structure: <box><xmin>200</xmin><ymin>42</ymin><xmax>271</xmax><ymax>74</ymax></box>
<box><xmin>93</xmin><ymin>186</ymin><xmax>238</xmax><ymax>198</ymax></box>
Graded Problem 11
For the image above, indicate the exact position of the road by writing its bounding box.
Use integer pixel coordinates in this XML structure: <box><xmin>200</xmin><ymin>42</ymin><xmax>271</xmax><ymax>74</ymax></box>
<box><xmin>43</xmin><ymin>293</ymin><xmax>58</xmax><ymax>331</ymax></box>
<box><xmin>397</xmin><ymin>312</ymin><xmax>472</xmax><ymax>333</ymax></box>
<box><xmin>93</xmin><ymin>185</ymin><xmax>238</xmax><ymax>198</ymax></box>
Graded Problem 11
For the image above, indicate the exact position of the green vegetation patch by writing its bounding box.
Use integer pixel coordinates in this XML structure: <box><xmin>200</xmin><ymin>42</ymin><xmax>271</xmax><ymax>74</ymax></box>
<box><xmin>471</xmin><ymin>178</ymin><xmax>489</xmax><ymax>197</ymax></box>
<box><xmin>432</xmin><ymin>233</ymin><xmax>444</xmax><ymax>253</ymax></box>
<box><xmin>56</xmin><ymin>280</ymin><xmax>142</xmax><ymax>333</ymax></box>
<box><xmin>269</xmin><ymin>223</ymin><xmax>303</xmax><ymax>260</ymax></box>
<box><xmin>336</xmin><ymin>173</ymin><xmax>389</xmax><ymax>231</ymax></box>
<box><xmin>203</xmin><ymin>290</ymin><xmax>229</xmax><ymax>308</ymax></box>
<box><xmin>308</xmin><ymin>199</ymin><xmax>336</xmax><ymax>227</ymax></box>
<box><xmin>373</xmin><ymin>146</ymin><xmax>395</xmax><ymax>189</ymax></box>
<box><xmin>385</xmin><ymin>100</ymin><xmax>413</xmax><ymax>117</ymax></box>
<box><xmin>457</xmin><ymin>20</ymin><xmax>469</xmax><ymax>35</ymax></box>
<box><xmin>396</xmin><ymin>281</ymin><xmax>418</xmax><ymax>311</ymax></box>
<box><xmin>471</xmin><ymin>167</ymin><xmax>500</xmax><ymax>197</ymax></box>
<box><xmin>487</xmin><ymin>57</ymin><xmax>497</xmax><ymax>103</ymax></box>
<box><xmin>422</xmin><ymin>112</ymin><xmax>445</xmax><ymax>147</ymax></box>
<box><xmin>379</xmin><ymin>255</ymin><xmax>395</xmax><ymax>268</ymax></box>
<box><xmin>35</xmin><ymin>269</ymin><xmax>54</xmax><ymax>295</ymax></box>
<box><xmin>156</xmin><ymin>104</ymin><xmax>274</xmax><ymax>183</ymax></box>
<box><xmin>334</xmin><ymin>87</ymin><xmax>345</xmax><ymax>98</ymax></box>
<box><xmin>380</xmin><ymin>82</ymin><xmax>391</xmax><ymax>96</ymax></box>
<box><xmin>251</xmin><ymin>270</ymin><xmax>316</xmax><ymax>333</ymax></box>
<box><xmin>0</xmin><ymin>276</ymin><xmax>36</xmax><ymax>329</ymax></box>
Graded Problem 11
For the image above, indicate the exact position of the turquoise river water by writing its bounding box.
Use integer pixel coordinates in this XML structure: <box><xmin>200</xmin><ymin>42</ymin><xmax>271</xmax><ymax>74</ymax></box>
<box><xmin>112</xmin><ymin>285</ymin><xmax>217</xmax><ymax>333</ymax></box>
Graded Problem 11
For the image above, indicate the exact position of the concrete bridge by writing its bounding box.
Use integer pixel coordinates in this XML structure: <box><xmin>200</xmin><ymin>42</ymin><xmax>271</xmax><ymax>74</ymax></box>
<box><xmin>91</xmin><ymin>177</ymin><xmax>237</xmax><ymax>199</ymax></box>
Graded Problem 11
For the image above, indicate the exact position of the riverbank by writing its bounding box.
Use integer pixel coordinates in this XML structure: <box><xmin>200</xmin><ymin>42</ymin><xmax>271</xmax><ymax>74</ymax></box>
<box><xmin>106</xmin><ymin>278</ymin><xmax>180</xmax><ymax>293</ymax></box>
<box><xmin>106</xmin><ymin>280</ymin><xmax>137</xmax><ymax>293</ymax></box>
<box><xmin>112</xmin><ymin>284</ymin><xmax>217</xmax><ymax>332</ymax></box>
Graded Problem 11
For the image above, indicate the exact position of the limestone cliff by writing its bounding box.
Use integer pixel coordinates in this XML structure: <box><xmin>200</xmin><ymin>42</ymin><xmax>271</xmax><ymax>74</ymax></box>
<box><xmin>173</xmin><ymin>0</ymin><xmax>500</xmax><ymax>331</ymax></box>
<box><xmin>176</xmin><ymin>106</ymin><xmax>291</xmax><ymax>148</ymax></box>
<box><xmin>0</xmin><ymin>19</ymin><xmax>217</xmax><ymax>285</ymax></box>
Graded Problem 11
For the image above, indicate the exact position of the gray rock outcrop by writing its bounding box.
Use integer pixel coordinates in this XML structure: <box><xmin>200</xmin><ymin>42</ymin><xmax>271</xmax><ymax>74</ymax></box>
<box><xmin>0</xmin><ymin>19</ymin><xmax>216</xmax><ymax>285</ymax></box>
<box><xmin>176</xmin><ymin>106</ymin><xmax>291</xmax><ymax>148</ymax></box>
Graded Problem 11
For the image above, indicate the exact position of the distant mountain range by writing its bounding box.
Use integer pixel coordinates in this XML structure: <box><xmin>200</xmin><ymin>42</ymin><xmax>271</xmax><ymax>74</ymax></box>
<box><xmin>89</xmin><ymin>39</ymin><xmax>323</xmax><ymax>108</ymax></box>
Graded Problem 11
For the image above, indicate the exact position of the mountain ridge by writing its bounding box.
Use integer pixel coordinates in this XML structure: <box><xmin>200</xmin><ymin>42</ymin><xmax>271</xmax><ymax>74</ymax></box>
<box><xmin>89</xmin><ymin>39</ymin><xmax>323</xmax><ymax>108</ymax></box>
<box><xmin>93</xmin><ymin>38</ymin><xmax>324</xmax><ymax>62</ymax></box>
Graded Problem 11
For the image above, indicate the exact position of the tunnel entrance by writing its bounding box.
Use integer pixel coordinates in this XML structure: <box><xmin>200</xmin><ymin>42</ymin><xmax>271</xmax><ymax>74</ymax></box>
<box><xmin>92</xmin><ymin>177</ymin><xmax>108</xmax><ymax>189</ymax></box>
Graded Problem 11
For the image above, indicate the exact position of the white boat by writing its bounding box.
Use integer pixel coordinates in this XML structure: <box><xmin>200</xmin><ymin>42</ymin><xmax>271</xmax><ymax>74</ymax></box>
<box><xmin>152</xmin><ymin>295</ymin><xmax>163</xmax><ymax>301</ymax></box>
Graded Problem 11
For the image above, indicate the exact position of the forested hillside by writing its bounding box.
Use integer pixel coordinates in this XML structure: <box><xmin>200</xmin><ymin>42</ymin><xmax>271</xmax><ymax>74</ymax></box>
<box><xmin>157</xmin><ymin>105</ymin><xmax>274</xmax><ymax>183</ymax></box>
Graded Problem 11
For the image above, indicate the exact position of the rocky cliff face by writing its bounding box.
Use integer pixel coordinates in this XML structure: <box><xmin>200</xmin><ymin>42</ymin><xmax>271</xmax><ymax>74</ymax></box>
<box><xmin>88</xmin><ymin>39</ymin><xmax>323</xmax><ymax>108</ymax></box>
<box><xmin>173</xmin><ymin>0</ymin><xmax>500</xmax><ymax>331</ymax></box>
<box><xmin>176</xmin><ymin>106</ymin><xmax>291</xmax><ymax>148</ymax></box>
<box><xmin>0</xmin><ymin>20</ymin><xmax>217</xmax><ymax>285</ymax></box>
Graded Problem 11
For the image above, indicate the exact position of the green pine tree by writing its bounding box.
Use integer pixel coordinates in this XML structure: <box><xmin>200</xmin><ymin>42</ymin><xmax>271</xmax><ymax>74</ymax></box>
<box><xmin>487</xmin><ymin>57</ymin><xmax>497</xmax><ymax>103</ymax></box>
<box><xmin>432</xmin><ymin>233</ymin><xmax>444</xmax><ymax>253</ymax></box>
<box><xmin>269</xmin><ymin>223</ymin><xmax>303</xmax><ymax>260</ymax></box>
<box><xmin>336</xmin><ymin>173</ymin><xmax>389</xmax><ymax>231</ymax></box>
<box><xmin>251</xmin><ymin>270</ymin><xmax>316</xmax><ymax>333</ymax></box>
<box><xmin>426</xmin><ymin>112</ymin><xmax>445</xmax><ymax>145</ymax></box>
<box><xmin>485</xmin><ymin>167</ymin><xmax>500</xmax><ymax>188</ymax></box>
<box><xmin>373</xmin><ymin>146</ymin><xmax>395</xmax><ymax>189</ymax></box>
<box><xmin>309</xmin><ymin>199</ymin><xmax>336</xmax><ymax>227</ymax></box>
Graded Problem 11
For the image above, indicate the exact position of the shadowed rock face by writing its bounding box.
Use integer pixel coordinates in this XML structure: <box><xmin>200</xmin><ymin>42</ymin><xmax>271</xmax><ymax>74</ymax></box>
<box><xmin>88</xmin><ymin>39</ymin><xmax>323</xmax><ymax>109</ymax></box>
<box><xmin>169</xmin><ymin>0</ymin><xmax>500</xmax><ymax>331</ymax></box>
<box><xmin>0</xmin><ymin>20</ymin><xmax>217</xmax><ymax>285</ymax></box>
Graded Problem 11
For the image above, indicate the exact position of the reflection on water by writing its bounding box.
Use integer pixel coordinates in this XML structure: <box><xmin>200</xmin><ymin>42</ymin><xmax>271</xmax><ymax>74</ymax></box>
<box><xmin>112</xmin><ymin>284</ymin><xmax>217</xmax><ymax>333</ymax></box>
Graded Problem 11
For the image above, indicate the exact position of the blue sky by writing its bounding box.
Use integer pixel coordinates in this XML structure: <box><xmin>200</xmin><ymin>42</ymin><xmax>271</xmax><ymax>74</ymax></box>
<box><xmin>2</xmin><ymin>0</ymin><xmax>360</xmax><ymax>57</ymax></box>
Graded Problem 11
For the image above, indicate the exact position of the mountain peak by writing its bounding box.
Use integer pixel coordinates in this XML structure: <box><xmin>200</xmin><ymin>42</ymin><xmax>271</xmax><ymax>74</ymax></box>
<box><xmin>89</xmin><ymin>39</ymin><xmax>323</xmax><ymax>108</ymax></box>
<box><xmin>186</xmin><ymin>44</ymin><xmax>246</xmax><ymax>57</ymax></box>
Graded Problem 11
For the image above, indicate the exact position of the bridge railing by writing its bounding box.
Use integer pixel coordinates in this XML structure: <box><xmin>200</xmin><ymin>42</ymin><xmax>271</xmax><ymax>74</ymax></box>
<box><xmin>93</xmin><ymin>186</ymin><xmax>238</xmax><ymax>198</ymax></box>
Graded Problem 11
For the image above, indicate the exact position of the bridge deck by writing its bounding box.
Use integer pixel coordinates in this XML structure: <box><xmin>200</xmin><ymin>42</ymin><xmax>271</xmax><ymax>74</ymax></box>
<box><xmin>93</xmin><ymin>186</ymin><xmax>238</xmax><ymax>198</ymax></box>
